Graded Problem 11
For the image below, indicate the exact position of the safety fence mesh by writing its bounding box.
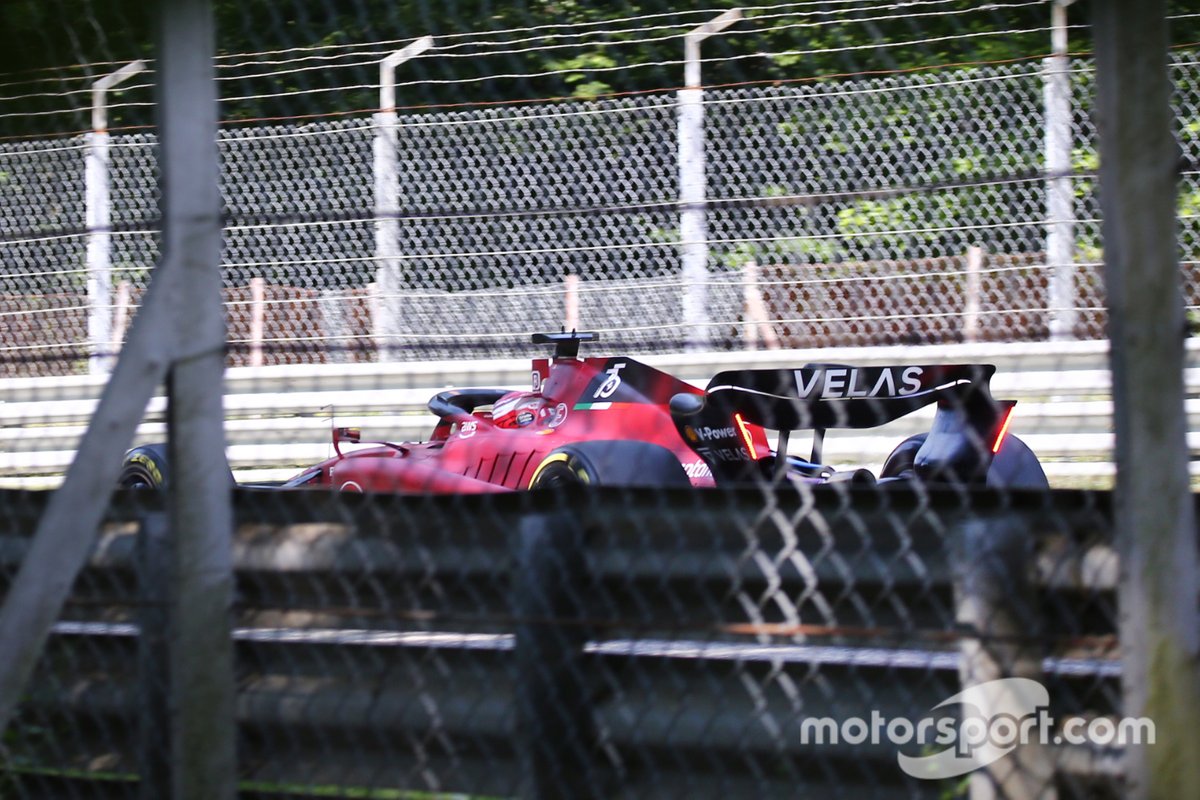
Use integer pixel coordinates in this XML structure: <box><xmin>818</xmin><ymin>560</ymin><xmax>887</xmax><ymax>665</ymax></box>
<box><xmin>3</xmin><ymin>43</ymin><xmax>1200</xmax><ymax>373</ymax></box>
<box><xmin>0</xmin><ymin>3</ymin><xmax>1192</xmax><ymax>798</ymax></box>
<box><xmin>0</xmin><ymin>486</ymin><xmax>1125</xmax><ymax>799</ymax></box>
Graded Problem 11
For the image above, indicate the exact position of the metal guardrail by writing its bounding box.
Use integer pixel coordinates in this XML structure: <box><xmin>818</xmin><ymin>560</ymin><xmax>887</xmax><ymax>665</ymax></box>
<box><xmin>0</xmin><ymin>486</ymin><xmax>1122</xmax><ymax>799</ymax></box>
<box><xmin>3</xmin><ymin>339</ymin><xmax>1199</xmax><ymax>488</ymax></box>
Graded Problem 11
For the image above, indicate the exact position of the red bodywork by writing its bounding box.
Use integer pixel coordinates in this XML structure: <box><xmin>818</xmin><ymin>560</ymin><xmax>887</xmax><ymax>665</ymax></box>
<box><xmin>288</xmin><ymin>354</ymin><xmax>770</xmax><ymax>493</ymax></box>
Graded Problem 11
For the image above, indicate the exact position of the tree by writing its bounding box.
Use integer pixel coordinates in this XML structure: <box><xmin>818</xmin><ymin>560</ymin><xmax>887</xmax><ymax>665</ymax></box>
<box><xmin>9</xmin><ymin>0</ymin><xmax>1200</xmax><ymax>136</ymax></box>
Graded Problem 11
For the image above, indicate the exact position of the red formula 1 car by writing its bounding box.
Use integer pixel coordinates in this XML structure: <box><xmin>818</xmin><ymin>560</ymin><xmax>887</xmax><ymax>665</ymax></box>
<box><xmin>119</xmin><ymin>332</ymin><xmax>1047</xmax><ymax>493</ymax></box>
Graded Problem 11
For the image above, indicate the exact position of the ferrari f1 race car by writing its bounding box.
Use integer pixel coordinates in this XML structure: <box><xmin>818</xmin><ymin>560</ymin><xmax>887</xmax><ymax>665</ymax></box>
<box><xmin>119</xmin><ymin>331</ymin><xmax>1047</xmax><ymax>493</ymax></box>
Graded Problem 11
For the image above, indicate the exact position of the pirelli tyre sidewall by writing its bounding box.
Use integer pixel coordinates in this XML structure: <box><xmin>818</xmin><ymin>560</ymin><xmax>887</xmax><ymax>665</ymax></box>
<box><xmin>119</xmin><ymin>443</ymin><xmax>170</xmax><ymax>489</ymax></box>
<box><xmin>879</xmin><ymin>434</ymin><xmax>926</xmax><ymax>480</ymax></box>
<box><xmin>529</xmin><ymin>440</ymin><xmax>691</xmax><ymax>489</ymax></box>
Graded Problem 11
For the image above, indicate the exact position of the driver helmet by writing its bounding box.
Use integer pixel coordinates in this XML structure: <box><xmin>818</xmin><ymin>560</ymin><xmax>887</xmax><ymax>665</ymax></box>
<box><xmin>491</xmin><ymin>392</ymin><xmax>543</xmax><ymax>429</ymax></box>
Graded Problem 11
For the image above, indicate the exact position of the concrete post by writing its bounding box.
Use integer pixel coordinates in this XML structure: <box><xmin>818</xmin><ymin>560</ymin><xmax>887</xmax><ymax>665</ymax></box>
<box><xmin>564</xmin><ymin>274</ymin><xmax>580</xmax><ymax>332</ymax></box>
<box><xmin>319</xmin><ymin>289</ymin><xmax>351</xmax><ymax>363</ymax></box>
<box><xmin>964</xmin><ymin>245</ymin><xmax>983</xmax><ymax>342</ymax></box>
<box><xmin>249</xmin><ymin>276</ymin><xmax>265</xmax><ymax>367</ymax></box>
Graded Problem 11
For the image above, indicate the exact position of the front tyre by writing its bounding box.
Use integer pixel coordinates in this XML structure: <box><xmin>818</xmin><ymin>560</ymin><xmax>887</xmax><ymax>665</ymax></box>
<box><xmin>529</xmin><ymin>440</ymin><xmax>691</xmax><ymax>489</ymax></box>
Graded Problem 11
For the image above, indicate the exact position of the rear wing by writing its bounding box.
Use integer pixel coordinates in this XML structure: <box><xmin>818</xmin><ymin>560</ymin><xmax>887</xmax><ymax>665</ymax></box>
<box><xmin>670</xmin><ymin>364</ymin><xmax>1013</xmax><ymax>484</ymax></box>
<box><xmin>701</xmin><ymin>364</ymin><xmax>998</xmax><ymax>431</ymax></box>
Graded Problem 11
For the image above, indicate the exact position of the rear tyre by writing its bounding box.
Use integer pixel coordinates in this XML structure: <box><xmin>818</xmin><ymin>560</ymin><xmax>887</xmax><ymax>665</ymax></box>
<box><xmin>529</xmin><ymin>440</ymin><xmax>691</xmax><ymax>489</ymax></box>
<box><xmin>879</xmin><ymin>434</ymin><xmax>925</xmax><ymax>481</ymax></box>
<box><xmin>984</xmin><ymin>434</ymin><xmax>1048</xmax><ymax>489</ymax></box>
<box><xmin>879</xmin><ymin>433</ymin><xmax>1048</xmax><ymax>490</ymax></box>
<box><xmin>119</xmin><ymin>443</ymin><xmax>170</xmax><ymax>489</ymax></box>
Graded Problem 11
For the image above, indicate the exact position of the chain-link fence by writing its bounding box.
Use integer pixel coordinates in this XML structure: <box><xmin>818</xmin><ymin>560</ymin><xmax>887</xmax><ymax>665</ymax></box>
<box><xmin>1</xmin><ymin>2</ymin><xmax>1197</xmax><ymax>798</ymax></box>
<box><xmin>0</xmin><ymin>485</ymin><xmax>1126</xmax><ymax>799</ymax></box>
<box><xmin>3</xmin><ymin>32</ymin><xmax>1200</xmax><ymax>373</ymax></box>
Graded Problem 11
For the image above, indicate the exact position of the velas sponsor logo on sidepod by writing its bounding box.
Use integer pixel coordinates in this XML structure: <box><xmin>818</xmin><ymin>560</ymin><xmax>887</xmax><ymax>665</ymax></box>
<box><xmin>797</xmin><ymin>678</ymin><xmax>1155</xmax><ymax>780</ymax></box>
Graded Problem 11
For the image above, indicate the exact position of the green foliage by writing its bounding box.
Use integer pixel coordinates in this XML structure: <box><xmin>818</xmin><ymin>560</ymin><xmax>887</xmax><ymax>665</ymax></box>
<box><xmin>837</xmin><ymin>198</ymin><xmax>913</xmax><ymax>244</ymax></box>
<box><xmin>545</xmin><ymin>52</ymin><xmax>618</xmax><ymax>98</ymax></box>
<box><xmin>13</xmin><ymin>0</ymin><xmax>1200</xmax><ymax>134</ymax></box>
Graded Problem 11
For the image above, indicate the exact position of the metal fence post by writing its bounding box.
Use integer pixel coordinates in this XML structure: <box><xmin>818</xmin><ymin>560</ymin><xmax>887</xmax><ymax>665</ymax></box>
<box><xmin>513</xmin><ymin>508</ymin><xmax>598</xmax><ymax>800</ymax></box>
<box><xmin>372</xmin><ymin>105</ymin><xmax>401</xmax><ymax>362</ymax></box>
<box><xmin>678</xmin><ymin>10</ymin><xmax>740</xmax><ymax>352</ymax></box>
<box><xmin>677</xmin><ymin>86</ymin><xmax>709</xmax><ymax>352</ymax></box>
<box><xmin>1044</xmin><ymin>0</ymin><xmax>1077</xmax><ymax>341</ymax></box>
<box><xmin>953</xmin><ymin>513</ymin><xmax>1056</xmax><ymax>800</ymax></box>
<box><xmin>136</xmin><ymin>512</ymin><xmax>171</xmax><ymax>800</ymax></box>
<box><xmin>1094</xmin><ymin>2</ymin><xmax>1200</xmax><ymax>797</ymax></box>
<box><xmin>156</xmin><ymin>0</ymin><xmax>236</xmax><ymax>796</ymax></box>
<box><xmin>373</xmin><ymin>37</ymin><xmax>433</xmax><ymax>362</ymax></box>
<box><xmin>0</xmin><ymin>4</ymin><xmax>218</xmax><ymax>745</ymax></box>
<box><xmin>87</xmin><ymin>60</ymin><xmax>145</xmax><ymax>374</ymax></box>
